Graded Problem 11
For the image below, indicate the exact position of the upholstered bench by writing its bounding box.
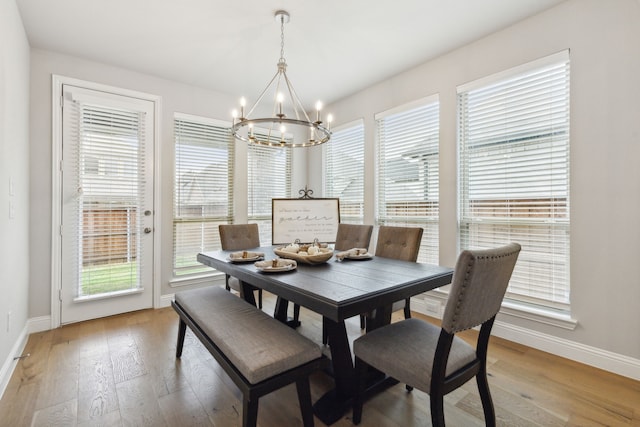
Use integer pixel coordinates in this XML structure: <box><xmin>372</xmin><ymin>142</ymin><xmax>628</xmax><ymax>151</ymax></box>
<box><xmin>172</xmin><ymin>286</ymin><xmax>327</xmax><ymax>427</ymax></box>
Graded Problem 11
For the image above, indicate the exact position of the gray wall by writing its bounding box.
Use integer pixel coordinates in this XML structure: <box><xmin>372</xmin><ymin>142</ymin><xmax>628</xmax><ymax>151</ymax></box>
<box><xmin>310</xmin><ymin>0</ymin><xmax>640</xmax><ymax>364</ymax></box>
<box><xmin>0</xmin><ymin>0</ymin><xmax>30</xmax><ymax>377</ymax></box>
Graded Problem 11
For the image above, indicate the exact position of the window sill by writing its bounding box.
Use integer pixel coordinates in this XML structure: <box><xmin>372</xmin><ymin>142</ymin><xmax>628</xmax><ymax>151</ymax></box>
<box><xmin>423</xmin><ymin>289</ymin><xmax>578</xmax><ymax>330</ymax></box>
<box><xmin>500</xmin><ymin>300</ymin><xmax>577</xmax><ymax>330</ymax></box>
<box><xmin>73</xmin><ymin>287</ymin><xmax>143</xmax><ymax>303</ymax></box>
<box><xmin>169</xmin><ymin>272</ymin><xmax>223</xmax><ymax>288</ymax></box>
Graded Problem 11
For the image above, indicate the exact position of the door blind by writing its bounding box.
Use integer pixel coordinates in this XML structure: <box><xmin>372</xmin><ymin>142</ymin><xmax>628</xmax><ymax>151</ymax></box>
<box><xmin>70</xmin><ymin>102</ymin><xmax>147</xmax><ymax>296</ymax></box>
<box><xmin>457</xmin><ymin>51</ymin><xmax>570</xmax><ymax>310</ymax></box>
<box><xmin>324</xmin><ymin>120</ymin><xmax>365</xmax><ymax>223</ymax></box>
<box><xmin>375</xmin><ymin>98</ymin><xmax>440</xmax><ymax>264</ymax></box>
<box><xmin>173</xmin><ymin>115</ymin><xmax>234</xmax><ymax>277</ymax></box>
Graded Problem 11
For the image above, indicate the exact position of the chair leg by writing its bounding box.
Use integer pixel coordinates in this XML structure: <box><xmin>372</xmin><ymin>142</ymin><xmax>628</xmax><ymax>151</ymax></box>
<box><xmin>477</xmin><ymin>370</ymin><xmax>496</xmax><ymax>427</ymax></box>
<box><xmin>359</xmin><ymin>314</ymin><xmax>366</xmax><ymax>330</ymax></box>
<box><xmin>403</xmin><ymin>297</ymin><xmax>411</xmax><ymax>319</ymax></box>
<box><xmin>175</xmin><ymin>319</ymin><xmax>187</xmax><ymax>358</ymax></box>
<box><xmin>295</xmin><ymin>376</ymin><xmax>315</xmax><ymax>427</ymax></box>
<box><xmin>257</xmin><ymin>289</ymin><xmax>263</xmax><ymax>309</ymax></box>
<box><xmin>243</xmin><ymin>395</ymin><xmax>259</xmax><ymax>427</ymax></box>
<box><xmin>352</xmin><ymin>356</ymin><xmax>368</xmax><ymax>425</ymax></box>
<box><xmin>430</xmin><ymin>392</ymin><xmax>445</xmax><ymax>427</ymax></box>
<box><xmin>322</xmin><ymin>318</ymin><xmax>328</xmax><ymax>345</ymax></box>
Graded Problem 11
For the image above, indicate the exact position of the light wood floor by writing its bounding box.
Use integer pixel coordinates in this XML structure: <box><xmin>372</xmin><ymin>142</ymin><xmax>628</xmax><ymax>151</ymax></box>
<box><xmin>1</xmin><ymin>292</ymin><xmax>639</xmax><ymax>427</ymax></box>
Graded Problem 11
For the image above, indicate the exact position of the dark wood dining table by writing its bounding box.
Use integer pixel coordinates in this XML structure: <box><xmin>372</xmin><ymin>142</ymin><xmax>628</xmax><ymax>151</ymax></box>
<box><xmin>197</xmin><ymin>246</ymin><xmax>453</xmax><ymax>425</ymax></box>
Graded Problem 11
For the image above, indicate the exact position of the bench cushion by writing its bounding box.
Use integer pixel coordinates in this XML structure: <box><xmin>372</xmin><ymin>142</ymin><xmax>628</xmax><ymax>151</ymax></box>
<box><xmin>175</xmin><ymin>286</ymin><xmax>322</xmax><ymax>384</ymax></box>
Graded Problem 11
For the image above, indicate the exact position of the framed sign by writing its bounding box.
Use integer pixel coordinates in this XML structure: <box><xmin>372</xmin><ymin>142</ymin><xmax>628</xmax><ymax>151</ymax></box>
<box><xmin>272</xmin><ymin>198</ymin><xmax>340</xmax><ymax>245</ymax></box>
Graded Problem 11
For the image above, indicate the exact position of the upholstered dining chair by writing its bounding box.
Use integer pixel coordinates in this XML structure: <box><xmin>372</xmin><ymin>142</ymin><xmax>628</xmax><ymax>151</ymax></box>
<box><xmin>359</xmin><ymin>225</ymin><xmax>424</xmax><ymax>330</ymax></box>
<box><xmin>218</xmin><ymin>224</ymin><xmax>263</xmax><ymax>309</ymax></box>
<box><xmin>334</xmin><ymin>223</ymin><xmax>374</xmax><ymax>253</ymax></box>
<box><xmin>352</xmin><ymin>243</ymin><xmax>521</xmax><ymax>427</ymax></box>
<box><xmin>322</xmin><ymin>223</ymin><xmax>374</xmax><ymax>344</ymax></box>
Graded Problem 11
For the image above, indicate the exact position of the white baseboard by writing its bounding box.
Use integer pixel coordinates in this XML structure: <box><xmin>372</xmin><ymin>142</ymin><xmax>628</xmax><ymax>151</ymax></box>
<box><xmin>412</xmin><ymin>298</ymin><xmax>640</xmax><ymax>381</ymax></box>
<box><xmin>159</xmin><ymin>293</ymin><xmax>174</xmax><ymax>308</ymax></box>
<box><xmin>28</xmin><ymin>315</ymin><xmax>52</xmax><ymax>334</ymax></box>
<box><xmin>0</xmin><ymin>324</ymin><xmax>29</xmax><ymax>400</ymax></box>
<box><xmin>492</xmin><ymin>320</ymin><xmax>640</xmax><ymax>381</ymax></box>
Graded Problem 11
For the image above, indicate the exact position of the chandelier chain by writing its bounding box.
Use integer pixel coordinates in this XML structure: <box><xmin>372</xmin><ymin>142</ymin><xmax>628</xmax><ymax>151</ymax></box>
<box><xmin>279</xmin><ymin>16</ymin><xmax>285</xmax><ymax>64</ymax></box>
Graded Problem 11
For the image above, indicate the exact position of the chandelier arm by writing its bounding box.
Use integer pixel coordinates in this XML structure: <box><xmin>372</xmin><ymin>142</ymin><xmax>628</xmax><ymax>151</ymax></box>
<box><xmin>282</xmin><ymin>70</ymin><xmax>311</xmax><ymax>123</ymax></box>
<box><xmin>245</xmin><ymin>69</ymin><xmax>281</xmax><ymax>118</ymax></box>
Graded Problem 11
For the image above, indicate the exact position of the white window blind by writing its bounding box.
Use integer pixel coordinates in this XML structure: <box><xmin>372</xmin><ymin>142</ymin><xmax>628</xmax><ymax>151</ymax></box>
<box><xmin>248</xmin><ymin>136</ymin><xmax>292</xmax><ymax>245</ymax></box>
<box><xmin>458</xmin><ymin>51</ymin><xmax>570</xmax><ymax>311</ymax></box>
<box><xmin>324</xmin><ymin>120</ymin><xmax>365</xmax><ymax>223</ymax></box>
<box><xmin>173</xmin><ymin>115</ymin><xmax>234</xmax><ymax>277</ymax></box>
<box><xmin>376</xmin><ymin>97</ymin><xmax>440</xmax><ymax>264</ymax></box>
<box><xmin>71</xmin><ymin>103</ymin><xmax>148</xmax><ymax>295</ymax></box>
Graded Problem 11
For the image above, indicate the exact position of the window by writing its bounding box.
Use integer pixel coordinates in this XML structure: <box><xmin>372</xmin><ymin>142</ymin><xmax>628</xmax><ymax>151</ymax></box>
<box><xmin>376</xmin><ymin>97</ymin><xmax>440</xmax><ymax>264</ymax></box>
<box><xmin>173</xmin><ymin>114</ymin><xmax>234</xmax><ymax>277</ymax></box>
<box><xmin>324</xmin><ymin>120</ymin><xmax>365</xmax><ymax>223</ymax></box>
<box><xmin>248</xmin><ymin>136</ymin><xmax>292</xmax><ymax>245</ymax></box>
<box><xmin>457</xmin><ymin>51</ymin><xmax>570</xmax><ymax>311</ymax></box>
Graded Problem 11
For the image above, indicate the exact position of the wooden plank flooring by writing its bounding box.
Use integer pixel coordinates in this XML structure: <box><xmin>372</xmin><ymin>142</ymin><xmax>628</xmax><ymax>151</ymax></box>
<box><xmin>1</xmin><ymin>291</ymin><xmax>639</xmax><ymax>426</ymax></box>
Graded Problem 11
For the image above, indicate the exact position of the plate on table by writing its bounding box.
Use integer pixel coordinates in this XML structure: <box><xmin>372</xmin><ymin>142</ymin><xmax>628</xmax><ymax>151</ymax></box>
<box><xmin>336</xmin><ymin>248</ymin><xmax>372</xmax><ymax>261</ymax></box>
<box><xmin>344</xmin><ymin>252</ymin><xmax>373</xmax><ymax>260</ymax></box>
<box><xmin>228</xmin><ymin>251</ymin><xmax>264</xmax><ymax>263</ymax></box>
<box><xmin>255</xmin><ymin>259</ymin><xmax>297</xmax><ymax>273</ymax></box>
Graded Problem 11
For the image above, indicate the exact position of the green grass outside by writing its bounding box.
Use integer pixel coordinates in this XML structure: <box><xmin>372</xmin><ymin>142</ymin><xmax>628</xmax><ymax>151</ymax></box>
<box><xmin>81</xmin><ymin>261</ymin><xmax>138</xmax><ymax>296</ymax></box>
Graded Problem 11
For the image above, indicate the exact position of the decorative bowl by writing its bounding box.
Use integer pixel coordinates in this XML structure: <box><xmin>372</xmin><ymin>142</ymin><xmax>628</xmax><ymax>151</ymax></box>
<box><xmin>273</xmin><ymin>247</ymin><xmax>334</xmax><ymax>264</ymax></box>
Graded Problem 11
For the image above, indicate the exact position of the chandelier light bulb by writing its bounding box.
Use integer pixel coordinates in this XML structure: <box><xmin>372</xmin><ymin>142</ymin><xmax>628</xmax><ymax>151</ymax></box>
<box><xmin>277</xmin><ymin>92</ymin><xmax>284</xmax><ymax>117</ymax></box>
<box><xmin>239</xmin><ymin>97</ymin><xmax>246</xmax><ymax>118</ymax></box>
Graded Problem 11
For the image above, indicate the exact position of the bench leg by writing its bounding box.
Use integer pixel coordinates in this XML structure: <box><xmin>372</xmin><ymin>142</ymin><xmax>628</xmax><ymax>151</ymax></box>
<box><xmin>296</xmin><ymin>376</ymin><xmax>315</xmax><ymax>427</ymax></box>
<box><xmin>243</xmin><ymin>396</ymin><xmax>258</xmax><ymax>427</ymax></box>
<box><xmin>176</xmin><ymin>319</ymin><xmax>187</xmax><ymax>358</ymax></box>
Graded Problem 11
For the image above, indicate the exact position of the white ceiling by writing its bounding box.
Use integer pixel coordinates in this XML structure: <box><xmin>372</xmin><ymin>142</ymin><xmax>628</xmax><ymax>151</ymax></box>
<box><xmin>16</xmin><ymin>0</ymin><xmax>565</xmax><ymax>109</ymax></box>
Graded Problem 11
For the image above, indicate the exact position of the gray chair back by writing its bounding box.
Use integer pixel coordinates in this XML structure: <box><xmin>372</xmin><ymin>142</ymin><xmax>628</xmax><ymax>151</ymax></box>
<box><xmin>334</xmin><ymin>224</ymin><xmax>373</xmax><ymax>251</ymax></box>
<box><xmin>219</xmin><ymin>224</ymin><xmax>260</xmax><ymax>251</ymax></box>
<box><xmin>442</xmin><ymin>243</ymin><xmax>521</xmax><ymax>334</ymax></box>
<box><xmin>374</xmin><ymin>225</ymin><xmax>423</xmax><ymax>262</ymax></box>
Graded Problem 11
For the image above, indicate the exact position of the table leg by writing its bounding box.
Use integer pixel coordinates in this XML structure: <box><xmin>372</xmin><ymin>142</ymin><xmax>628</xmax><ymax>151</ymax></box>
<box><xmin>314</xmin><ymin>305</ymin><xmax>396</xmax><ymax>425</ymax></box>
<box><xmin>273</xmin><ymin>297</ymin><xmax>301</xmax><ymax>328</ymax></box>
<box><xmin>366</xmin><ymin>304</ymin><xmax>393</xmax><ymax>332</ymax></box>
<box><xmin>313</xmin><ymin>318</ymin><xmax>354</xmax><ymax>425</ymax></box>
<box><xmin>239</xmin><ymin>281</ymin><xmax>257</xmax><ymax>307</ymax></box>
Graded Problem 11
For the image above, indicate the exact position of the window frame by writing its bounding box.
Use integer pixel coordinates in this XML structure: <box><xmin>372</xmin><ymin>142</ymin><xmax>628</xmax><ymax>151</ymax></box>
<box><xmin>247</xmin><ymin>138</ymin><xmax>292</xmax><ymax>245</ymax></box>
<box><xmin>457</xmin><ymin>50</ymin><xmax>571</xmax><ymax>315</ymax></box>
<box><xmin>375</xmin><ymin>95</ymin><xmax>440</xmax><ymax>264</ymax></box>
<box><xmin>172</xmin><ymin>113</ymin><xmax>234</xmax><ymax>279</ymax></box>
<box><xmin>323</xmin><ymin>119</ymin><xmax>365</xmax><ymax>224</ymax></box>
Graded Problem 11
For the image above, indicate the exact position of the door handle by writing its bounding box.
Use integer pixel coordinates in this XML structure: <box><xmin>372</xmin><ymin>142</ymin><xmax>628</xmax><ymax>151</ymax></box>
<box><xmin>144</xmin><ymin>227</ymin><xmax>152</xmax><ymax>234</ymax></box>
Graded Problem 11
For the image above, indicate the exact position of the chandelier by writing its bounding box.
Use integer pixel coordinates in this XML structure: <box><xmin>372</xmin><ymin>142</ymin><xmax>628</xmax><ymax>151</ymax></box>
<box><xmin>231</xmin><ymin>10</ymin><xmax>332</xmax><ymax>148</ymax></box>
